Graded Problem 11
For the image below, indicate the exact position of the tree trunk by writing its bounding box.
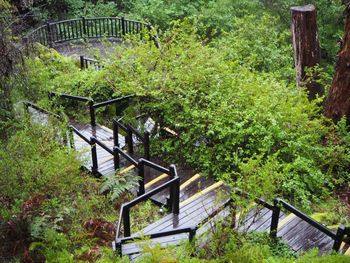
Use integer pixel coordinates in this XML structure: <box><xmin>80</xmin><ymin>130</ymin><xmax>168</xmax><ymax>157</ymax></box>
<box><xmin>325</xmin><ymin>6</ymin><xmax>350</xmax><ymax>123</ymax></box>
<box><xmin>291</xmin><ymin>4</ymin><xmax>322</xmax><ymax>100</ymax></box>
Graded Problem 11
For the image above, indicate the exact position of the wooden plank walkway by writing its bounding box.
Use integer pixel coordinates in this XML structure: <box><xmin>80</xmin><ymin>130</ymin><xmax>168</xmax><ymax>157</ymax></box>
<box><xmin>26</xmin><ymin>105</ymin><xmax>349</xmax><ymax>260</ymax></box>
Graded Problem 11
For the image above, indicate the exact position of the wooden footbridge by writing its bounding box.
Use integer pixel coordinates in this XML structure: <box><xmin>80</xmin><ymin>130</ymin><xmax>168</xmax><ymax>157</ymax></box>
<box><xmin>23</xmin><ymin>17</ymin><xmax>350</xmax><ymax>260</ymax></box>
<box><xmin>23</xmin><ymin>93</ymin><xmax>350</xmax><ymax>260</ymax></box>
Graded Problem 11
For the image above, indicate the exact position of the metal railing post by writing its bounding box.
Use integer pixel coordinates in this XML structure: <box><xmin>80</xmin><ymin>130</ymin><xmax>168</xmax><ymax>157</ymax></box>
<box><xmin>80</xmin><ymin>55</ymin><xmax>85</xmax><ymax>69</ymax></box>
<box><xmin>127</xmin><ymin>127</ymin><xmax>133</xmax><ymax>155</ymax></box>
<box><xmin>82</xmin><ymin>16</ymin><xmax>87</xmax><ymax>40</ymax></box>
<box><xmin>113</xmin><ymin>120</ymin><xmax>119</xmax><ymax>147</ymax></box>
<box><xmin>144</xmin><ymin>131</ymin><xmax>150</xmax><ymax>160</ymax></box>
<box><xmin>123</xmin><ymin>207</ymin><xmax>131</xmax><ymax>237</ymax></box>
<box><xmin>270</xmin><ymin>199</ymin><xmax>280</xmax><ymax>239</ymax></box>
<box><xmin>138</xmin><ymin>159</ymin><xmax>145</xmax><ymax>196</ymax></box>
<box><xmin>89</xmin><ymin>100</ymin><xmax>96</xmax><ymax>126</ymax></box>
<box><xmin>169</xmin><ymin>164</ymin><xmax>179</xmax><ymax>214</ymax></box>
<box><xmin>332</xmin><ymin>225</ymin><xmax>346</xmax><ymax>252</ymax></box>
<box><xmin>189</xmin><ymin>227</ymin><xmax>197</xmax><ymax>242</ymax></box>
<box><xmin>46</xmin><ymin>21</ymin><xmax>53</xmax><ymax>47</ymax></box>
<box><xmin>90</xmin><ymin>137</ymin><xmax>98</xmax><ymax>175</ymax></box>
<box><xmin>121</xmin><ymin>16</ymin><xmax>126</xmax><ymax>35</ymax></box>
<box><xmin>115</xmin><ymin>241</ymin><xmax>122</xmax><ymax>257</ymax></box>
<box><xmin>113</xmin><ymin>147</ymin><xmax>120</xmax><ymax>170</ymax></box>
<box><xmin>68</xmin><ymin>126</ymin><xmax>75</xmax><ymax>149</ymax></box>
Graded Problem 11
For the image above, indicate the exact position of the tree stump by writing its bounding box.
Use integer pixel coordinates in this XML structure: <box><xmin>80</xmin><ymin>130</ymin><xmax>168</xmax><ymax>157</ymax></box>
<box><xmin>325</xmin><ymin>6</ymin><xmax>350</xmax><ymax>123</ymax></box>
<box><xmin>291</xmin><ymin>4</ymin><xmax>322</xmax><ymax>100</ymax></box>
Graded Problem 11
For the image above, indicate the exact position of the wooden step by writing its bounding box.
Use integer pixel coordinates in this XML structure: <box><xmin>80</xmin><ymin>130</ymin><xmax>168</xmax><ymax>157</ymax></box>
<box><xmin>180</xmin><ymin>181</ymin><xmax>224</xmax><ymax>207</ymax></box>
<box><xmin>179</xmin><ymin>174</ymin><xmax>214</xmax><ymax>202</ymax></box>
<box><xmin>142</xmin><ymin>190</ymin><xmax>224</xmax><ymax>235</ymax></box>
<box><xmin>121</xmin><ymin>233</ymin><xmax>188</xmax><ymax>256</ymax></box>
<box><xmin>119</xmin><ymin>164</ymin><xmax>136</xmax><ymax>174</ymax></box>
<box><xmin>145</xmin><ymin>173</ymin><xmax>168</xmax><ymax>189</ymax></box>
<box><xmin>147</xmin><ymin>167</ymin><xmax>197</xmax><ymax>206</ymax></box>
<box><xmin>180</xmin><ymin>173</ymin><xmax>201</xmax><ymax>190</ymax></box>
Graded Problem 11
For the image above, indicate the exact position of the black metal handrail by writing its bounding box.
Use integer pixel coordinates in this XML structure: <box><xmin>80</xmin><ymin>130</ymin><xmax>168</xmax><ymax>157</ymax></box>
<box><xmin>270</xmin><ymin>198</ymin><xmax>346</xmax><ymax>252</ymax></box>
<box><xmin>49</xmin><ymin>92</ymin><xmax>134</xmax><ymax>127</ymax></box>
<box><xmin>25</xmin><ymin>16</ymin><xmax>151</xmax><ymax>47</ymax></box>
<box><xmin>93</xmin><ymin>95</ymin><xmax>135</xmax><ymax>109</ymax></box>
<box><xmin>69</xmin><ymin>125</ymin><xmax>90</xmax><ymax>144</ymax></box>
<box><xmin>22</xmin><ymin>101</ymin><xmax>61</xmax><ymax>119</ymax></box>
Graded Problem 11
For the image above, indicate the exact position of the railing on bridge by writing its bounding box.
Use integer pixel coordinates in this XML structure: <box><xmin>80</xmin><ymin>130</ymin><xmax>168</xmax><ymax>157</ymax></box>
<box><xmin>25</xmin><ymin>17</ymin><xmax>151</xmax><ymax>47</ymax></box>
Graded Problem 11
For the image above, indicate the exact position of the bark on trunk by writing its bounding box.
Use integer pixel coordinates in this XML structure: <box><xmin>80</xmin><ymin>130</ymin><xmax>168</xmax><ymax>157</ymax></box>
<box><xmin>291</xmin><ymin>4</ymin><xmax>322</xmax><ymax>100</ymax></box>
<box><xmin>325</xmin><ymin>6</ymin><xmax>350</xmax><ymax>123</ymax></box>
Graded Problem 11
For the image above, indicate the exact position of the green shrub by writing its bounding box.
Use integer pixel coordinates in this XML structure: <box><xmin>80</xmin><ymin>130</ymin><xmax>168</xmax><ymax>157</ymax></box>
<box><xmin>24</xmin><ymin>22</ymin><xmax>350</xmax><ymax>209</ymax></box>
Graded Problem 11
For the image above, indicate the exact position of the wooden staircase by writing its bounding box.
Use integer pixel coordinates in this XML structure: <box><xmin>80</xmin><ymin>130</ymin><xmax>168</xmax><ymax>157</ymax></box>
<box><xmin>23</xmin><ymin>96</ymin><xmax>350</xmax><ymax>260</ymax></box>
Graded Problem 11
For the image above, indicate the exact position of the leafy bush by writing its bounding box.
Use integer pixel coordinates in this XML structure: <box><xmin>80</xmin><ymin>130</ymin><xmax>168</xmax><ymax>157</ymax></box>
<box><xmin>24</xmin><ymin>22</ymin><xmax>350</xmax><ymax>209</ymax></box>
<box><xmin>0</xmin><ymin>119</ymin><xmax>118</xmax><ymax>261</ymax></box>
<box><xmin>100</xmin><ymin>171</ymin><xmax>140</xmax><ymax>201</ymax></box>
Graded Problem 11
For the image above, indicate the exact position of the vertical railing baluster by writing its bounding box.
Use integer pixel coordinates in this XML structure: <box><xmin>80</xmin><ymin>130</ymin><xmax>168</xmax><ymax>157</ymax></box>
<box><xmin>270</xmin><ymin>199</ymin><xmax>280</xmax><ymax>239</ymax></box>
<box><xmin>113</xmin><ymin>146</ymin><xmax>120</xmax><ymax>170</ymax></box>
<box><xmin>127</xmin><ymin>126</ymin><xmax>133</xmax><ymax>155</ymax></box>
<box><xmin>46</xmin><ymin>21</ymin><xmax>52</xmax><ymax>47</ymax></box>
<box><xmin>138</xmin><ymin>159</ymin><xmax>145</xmax><ymax>196</ymax></box>
<box><xmin>113</xmin><ymin>121</ymin><xmax>120</xmax><ymax>170</ymax></box>
<box><xmin>68</xmin><ymin>126</ymin><xmax>75</xmax><ymax>149</ymax></box>
<box><xmin>189</xmin><ymin>227</ymin><xmax>196</xmax><ymax>242</ymax></box>
<box><xmin>89</xmin><ymin>100</ymin><xmax>96</xmax><ymax>127</ymax></box>
<box><xmin>123</xmin><ymin>207</ymin><xmax>131</xmax><ymax>237</ymax></box>
<box><xmin>82</xmin><ymin>17</ymin><xmax>87</xmax><ymax>39</ymax></box>
<box><xmin>80</xmin><ymin>55</ymin><xmax>84</xmax><ymax>70</ymax></box>
<box><xmin>332</xmin><ymin>225</ymin><xmax>346</xmax><ymax>252</ymax></box>
<box><xmin>121</xmin><ymin>17</ymin><xmax>126</xmax><ymax>36</ymax></box>
<box><xmin>144</xmin><ymin>131</ymin><xmax>150</xmax><ymax>160</ymax></box>
<box><xmin>113</xmin><ymin>120</ymin><xmax>119</xmax><ymax>147</ymax></box>
<box><xmin>169</xmin><ymin>164</ymin><xmax>179</xmax><ymax>214</ymax></box>
<box><xmin>90</xmin><ymin>137</ymin><xmax>98</xmax><ymax>175</ymax></box>
<box><xmin>62</xmin><ymin>22</ymin><xmax>67</xmax><ymax>41</ymax></box>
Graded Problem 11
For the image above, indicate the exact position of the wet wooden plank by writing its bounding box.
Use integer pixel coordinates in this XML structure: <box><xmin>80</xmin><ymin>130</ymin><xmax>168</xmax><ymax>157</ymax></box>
<box><xmin>295</xmin><ymin>227</ymin><xmax>332</xmax><ymax>252</ymax></box>
<box><xmin>254</xmin><ymin>211</ymin><xmax>286</xmax><ymax>232</ymax></box>
<box><xmin>237</xmin><ymin>207</ymin><xmax>270</xmax><ymax>232</ymax></box>
<box><xmin>282</xmin><ymin>220</ymin><xmax>315</xmax><ymax>251</ymax></box>
<box><xmin>318</xmin><ymin>235</ymin><xmax>335</xmax><ymax>254</ymax></box>
<box><xmin>122</xmin><ymin>233</ymin><xmax>188</xmax><ymax>256</ymax></box>
<box><xmin>141</xmin><ymin>190</ymin><xmax>220</xmax><ymax>234</ymax></box>
<box><xmin>179</xmin><ymin>176</ymin><xmax>215</xmax><ymax>202</ymax></box>
<box><xmin>148</xmin><ymin>170</ymin><xmax>206</xmax><ymax>206</ymax></box>
<box><xmin>277</xmin><ymin>216</ymin><xmax>303</xmax><ymax>238</ymax></box>
<box><xmin>142</xmin><ymin>188</ymin><xmax>229</xmax><ymax>235</ymax></box>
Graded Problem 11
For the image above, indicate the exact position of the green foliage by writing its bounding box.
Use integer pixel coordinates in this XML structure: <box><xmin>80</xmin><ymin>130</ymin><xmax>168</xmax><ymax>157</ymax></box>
<box><xmin>216</xmin><ymin>14</ymin><xmax>294</xmax><ymax>81</ymax></box>
<box><xmin>121</xmin><ymin>0</ymin><xmax>210</xmax><ymax>29</ymax></box>
<box><xmin>100</xmin><ymin>171</ymin><xmax>140</xmax><ymax>201</ymax></box>
<box><xmin>0</xmin><ymin>121</ymin><xmax>80</xmax><ymax>219</ymax></box>
<box><xmin>260</xmin><ymin>0</ymin><xmax>344</xmax><ymax>66</ymax></box>
<box><xmin>30</xmin><ymin>229</ymin><xmax>74</xmax><ymax>262</ymax></box>
<box><xmin>24</xmin><ymin>22</ymin><xmax>350</xmax><ymax>209</ymax></box>
<box><xmin>29</xmin><ymin>0</ymin><xmax>118</xmax><ymax>22</ymax></box>
<box><xmin>11</xmin><ymin>2</ymin><xmax>350</xmax><ymax>261</ymax></box>
<box><xmin>0</xmin><ymin>119</ymin><xmax>118</xmax><ymax>261</ymax></box>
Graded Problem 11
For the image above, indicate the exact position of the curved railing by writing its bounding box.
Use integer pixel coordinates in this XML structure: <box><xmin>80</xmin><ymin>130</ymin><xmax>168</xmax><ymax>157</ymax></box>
<box><xmin>24</xmin><ymin>17</ymin><xmax>152</xmax><ymax>47</ymax></box>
